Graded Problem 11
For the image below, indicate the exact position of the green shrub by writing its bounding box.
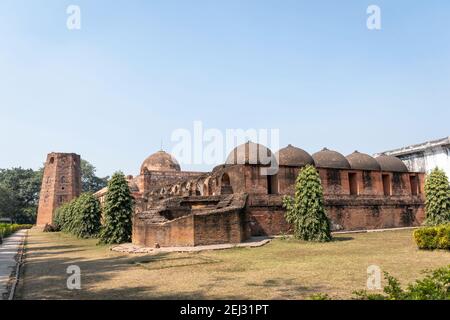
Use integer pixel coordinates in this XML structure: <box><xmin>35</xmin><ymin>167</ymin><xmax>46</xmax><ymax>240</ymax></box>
<box><xmin>53</xmin><ymin>193</ymin><xmax>102</xmax><ymax>239</ymax></box>
<box><xmin>309</xmin><ymin>293</ymin><xmax>331</xmax><ymax>300</ymax></box>
<box><xmin>354</xmin><ymin>265</ymin><xmax>450</xmax><ymax>300</ymax></box>
<box><xmin>53</xmin><ymin>203</ymin><xmax>68</xmax><ymax>231</ymax></box>
<box><xmin>414</xmin><ymin>224</ymin><xmax>450</xmax><ymax>250</ymax></box>
<box><xmin>60</xmin><ymin>200</ymin><xmax>78</xmax><ymax>234</ymax></box>
<box><xmin>282</xmin><ymin>165</ymin><xmax>331</xmax><ymax>242</ymax></box>
<box><xmin>99</xmin><ymin>172</ymin><xmax>133</xmax><ymax>245</ymax></box>
<box><xmin>72</xmin><ymin>193</ymin><xmax>101</xmax><ymax>239</ymax></box>
<box><xmin>0</xmin><ymin>223</ymin><xmax>32</xmax><ymax>243</ymax></box>
<box><xmin>424</xmin><ymin>168</ymin><xmax>450</xmax><ymax>226</ymax></box>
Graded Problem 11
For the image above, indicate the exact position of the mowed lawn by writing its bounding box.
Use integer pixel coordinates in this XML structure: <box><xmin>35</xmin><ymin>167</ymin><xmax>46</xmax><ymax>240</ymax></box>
<box><xmin>16</xmin><ymin>229</ymin><xmax>450</xmax><ymax>300</ymax></box>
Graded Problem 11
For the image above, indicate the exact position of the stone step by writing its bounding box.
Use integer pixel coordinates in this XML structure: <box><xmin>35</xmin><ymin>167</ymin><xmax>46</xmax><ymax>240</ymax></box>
<box><xmin>216</xmin><ymin>195</ymin><xmax>234</xmax><ymax>209</ymax></box>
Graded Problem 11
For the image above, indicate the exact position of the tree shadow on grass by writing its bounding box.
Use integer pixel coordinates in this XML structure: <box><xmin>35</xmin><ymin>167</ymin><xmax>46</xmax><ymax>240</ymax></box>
<box><xmin>16</xmin><ymin>246</ymin><xmax>179</xmax><ymax>300</ymax></box>
<box><xmin>246</xmin><ymin>278</ymin><xmax>328</xmax><ymax>299</ymax></box>
<box><xmin>332</xmin><ymin>236</ymin><xmax>354</xmax><ymax>242</ymax></box>
<box><xmin>79</xmin><ymin>287</ymin><xmax>248</xmax><ymax>300</ymax></box>
<box><xmin>16</xmin><ymin>246</ymin><xmax>246</xmax><ymax>300</ymax></box>
<box><xmin>26</xmin><ymin>245</ymin><xmax>80</xmax><ymax>251</ymax></box>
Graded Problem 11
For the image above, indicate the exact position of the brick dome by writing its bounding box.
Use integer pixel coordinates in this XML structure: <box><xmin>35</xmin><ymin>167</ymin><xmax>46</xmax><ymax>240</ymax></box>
<box><xmin>376</xmin><ymin>155</ymin><xmax>408</xmax><ymax>173</ymax></box>
<box><xmin>226</xmin><ymin>142</ymin><xmax>277</xmax><ymax>166</ymax></box>
<box><xmin>346</xmin><ymin>151</ymin><xmax>381</xmax><ymax>171</ymax></box>
<box><xmin>140</xmin><ymin>151</ymin><xmax>181</xmax><ymax>173</ymax></box>
<box><xmin>276</xmin><ymin>144</ymin><xmax>314</xmax><ymax>167</ymax></box>
<box><xmin>312</xmin><ymin>148</ymin><xmax>351</xmax><ymax>169</ymax></box>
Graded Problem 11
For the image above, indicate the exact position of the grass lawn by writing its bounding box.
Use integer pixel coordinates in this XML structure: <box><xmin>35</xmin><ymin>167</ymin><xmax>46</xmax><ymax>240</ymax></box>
<box><xmin>16</xmin><ymin>228</ymin><xmax>450</xmax><ymax>300</ymax></box>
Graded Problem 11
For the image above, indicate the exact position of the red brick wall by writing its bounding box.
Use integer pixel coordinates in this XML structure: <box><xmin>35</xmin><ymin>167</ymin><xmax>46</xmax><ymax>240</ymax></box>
<box><xmin>326</xmin><ymin>204</ymin><xmax>425</xmax><ymax>231</ymax></box>
<box><xmin>245</xmin><ymin>194</ymin><xmax>425</xmax><ymax>236</ymax></box>
<box><xmin>277</xmin><ymin>167</ymin><xmax>301</xmax><ymax>194</ymax></box>
<box><xmin>132</xmin><ymin>208</ymin><xmax>246</xmax><ymax>247</ymax></box>
<box><xmin>193</xmin><ymin>209</ymin><xmax>245</xmax><ymax>245</ymax></box>
<box><xmin>133</xmin><ymin>215</ymin><xmax>195</xmax><ymax>247</ymax></box>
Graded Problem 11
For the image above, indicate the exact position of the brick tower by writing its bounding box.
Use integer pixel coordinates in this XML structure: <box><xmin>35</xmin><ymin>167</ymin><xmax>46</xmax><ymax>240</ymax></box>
<box><xmin>36</xmin><ymin>153</ymin><xmax>82</xmax><ymax>226</ymax></box>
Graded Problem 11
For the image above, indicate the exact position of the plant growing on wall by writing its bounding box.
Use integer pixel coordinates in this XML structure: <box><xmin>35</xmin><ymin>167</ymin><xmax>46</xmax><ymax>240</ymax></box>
<box><xmin>99</xmin><ymin>172</ymin><xmax>133</xmax><ymax>244</ymax></box>
<box><xmin>282</xmin><ymin>164</ymin><xmax>332</xmax><ymax>242</ymax></box>
<box><xmin>60</xmin><ymin>199</ymin><xmax>78</xmax><ymax>234</ymax></box>
<box><xmin>424</xmin><ymin>168</ymin><xmax>450</xmax><ymax>226</ymax></box>
<box><xmin>72</xmin><ymin>193</ymin><xmax>102</xmax><ymax>238</ymax></box>
<box><xmin>52</xmin><ymin>193</ymin><xmax>101</xmax><ymax>238</ymax></box>
<box><xmin>53</xmin><ymin>202</ymin><xmax>69</xmax><ymax>231</ymax></box>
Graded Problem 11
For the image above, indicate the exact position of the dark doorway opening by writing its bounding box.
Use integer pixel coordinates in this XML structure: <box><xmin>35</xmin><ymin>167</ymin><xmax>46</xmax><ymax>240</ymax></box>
<box><xmin>382</xmin><ymin>174</ymin><xmax>391</xmax><ymax>196</ymax></box>
<box><xmin>221</xmin><ymin>173</ymin><xmax>233</xmax><ymax>195</ymax></box>
<box><xmin>267</xmin><ymin>174</ymin><xmax>278</xmax><ymax>195</ymax></box>
<box><xmin>410</xmin><ymin>175</ymin><xmax>419</xmax><ymax>196</ymax></box>
<box><xmin>349</xmin><ymin>173</ymin><xmax>358</xmax><ymax>195</ymax></box>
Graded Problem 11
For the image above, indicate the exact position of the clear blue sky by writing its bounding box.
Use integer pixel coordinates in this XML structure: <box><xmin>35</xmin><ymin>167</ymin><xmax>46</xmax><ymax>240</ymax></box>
<box><xmin>1</xmin><ymin>0</ymin><xmax>449</xmax><ymax>177</ymax></box>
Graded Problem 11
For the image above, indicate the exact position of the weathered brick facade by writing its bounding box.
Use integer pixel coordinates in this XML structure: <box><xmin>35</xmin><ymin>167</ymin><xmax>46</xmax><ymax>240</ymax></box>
<box><xmin>100</xmin><ymin>144</ymin><xmax>427</xmax><ymax>247</ymax></box>
<box><xmin>133</xmin><ymin>195</ymin><xmax>247</xmax><ymax>247</ymax></box>
<box><xmin>36</xmin><ymin>153</ymin><xmax>81</xmax><ymax>226</ymax></box>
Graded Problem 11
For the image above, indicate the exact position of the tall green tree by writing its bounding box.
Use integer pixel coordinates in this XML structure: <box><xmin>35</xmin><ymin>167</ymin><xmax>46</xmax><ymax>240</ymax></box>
<box><xmin>0</xmin><ymin>167</ymin><xmax>43</xmax><ymax>223</ymax></box>
<box><xmin>282</xmin><ymin>165</ymin><xmax>332</xmax><ymax>242</ymax></box>
<box><xmin>424</xmin><ymin>168</ymin><xmax>450</xmax><ymax>226</ymax></box>
<box><xmin>99</xmin><ymin>172</ymin><xmax>133</xmax><ymax>244</ymax></box>
<box><xmin>0</xmin><ymin>186</ymin><xmax>18</xmax><ymax>220</ymax></box>
<box><xmin>73</xmin><ymin>193</ymin><xmax>102</xmax><ymax>238</ymax></box>
<box><xmin>81</xmin><ymin>160</ymin><xmax>109</xmax><ymax>193</ymax></box>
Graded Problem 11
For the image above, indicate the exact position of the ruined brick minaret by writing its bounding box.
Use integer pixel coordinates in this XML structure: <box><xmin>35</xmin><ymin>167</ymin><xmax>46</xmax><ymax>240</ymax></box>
<box><xmin>36</xmin><ymin>153</ymin><xmax>82</xmax><ymax>226</ymax></box>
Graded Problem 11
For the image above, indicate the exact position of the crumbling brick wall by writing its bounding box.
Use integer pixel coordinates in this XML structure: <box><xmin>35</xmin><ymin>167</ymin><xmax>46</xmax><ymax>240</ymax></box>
<box><xmin>36</xmin><ymin>153</ymin><xmax>81</xmax><ymax>226</ymax></box>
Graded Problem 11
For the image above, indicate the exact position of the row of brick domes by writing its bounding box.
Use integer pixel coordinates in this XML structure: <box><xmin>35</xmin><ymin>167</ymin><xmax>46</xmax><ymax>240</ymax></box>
<box><xmin>225</xmin><ymin>142</ymin><xmax>409</xmax><ymax>172</ymax></box>
<box><xmin>140</xmin><ymin>142</ymin><xmax>409</xmax><ymax>173</ymax></box>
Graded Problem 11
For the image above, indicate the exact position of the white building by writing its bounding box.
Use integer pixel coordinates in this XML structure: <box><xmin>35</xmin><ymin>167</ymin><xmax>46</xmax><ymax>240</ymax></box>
<box><xmin>374</xmin><ymin>137</ymin><xmax>450</xmax><ymax>178</ymax></box>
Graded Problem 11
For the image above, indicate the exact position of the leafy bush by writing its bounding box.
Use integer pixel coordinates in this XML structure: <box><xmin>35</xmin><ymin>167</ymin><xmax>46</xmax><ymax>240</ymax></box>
<box><xmin>282</xmin><ymin>165</ymin><xmax>331</xmax><ymax>242</ymax></box>
<box><xmin>60</xmin><ymin>200</ymin><xmax>78</xmax><ymax>234</ymax></box>
<box><xmin>424</xmin><ymin>168</ymin><xmax>450</xmax><ymax>226</ymax></box>
<box><xmin>53</xmin><ymin>193</ymin><xmax>102</xmax><ymax>239</ymax></box>
<box><xmin>53</xmin><ymin>203</ymin><xmax>69</xmax><ymax>231</ymax></box>
<box><xmin>99</xmin><ymin>172</ymin><xmax>133</xmax><ymax>244</ymax></box>
<box><xmin>354</xmin><ymin>265</ymin><xmax>450</xmax><ymax>300</ymax></box>
<box><xmin>0</xmin><ymin>223</ymin><xmax>32</xmax><ymax>243</ymax></box>
<box><xmin>309</xmin><ymin>293</ymin><xmax>331</xmax><ymax>300</ymax></box>
<box><xmin>72</xmin><ymin>193</ymin><xmax>102</xmax><ymax>238</ymax></box>
<box><xmin>413</xmin><ymin>225</ymin><xmax>450</xmax><ymax>250</ymax></box>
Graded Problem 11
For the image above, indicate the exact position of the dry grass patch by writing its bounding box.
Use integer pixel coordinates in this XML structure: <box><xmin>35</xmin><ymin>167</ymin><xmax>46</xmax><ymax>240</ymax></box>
<box><xmin>16</xmin><ymin>229</ymin><xmax>450</xmax><ymax>300</ymax></box>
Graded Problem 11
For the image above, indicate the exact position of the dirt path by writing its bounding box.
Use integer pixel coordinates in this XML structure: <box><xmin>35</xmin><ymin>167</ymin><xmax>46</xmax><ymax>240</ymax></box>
<box><xmin>0</xmin><ymin>230</ymin><xmax>27</xmax><ymax>300</ymax></box>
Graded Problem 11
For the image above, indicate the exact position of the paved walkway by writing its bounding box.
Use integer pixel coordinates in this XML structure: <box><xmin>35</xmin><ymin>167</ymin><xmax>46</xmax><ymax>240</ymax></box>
<box><xmin>0</xmin><ymin>230</ymin><xmax>27</xmax><ymax>300</ymax></box>
<box><xmin>111</xmin><ymin>236</ymin><xmax>272</xmax><ymax>254</ymax></box>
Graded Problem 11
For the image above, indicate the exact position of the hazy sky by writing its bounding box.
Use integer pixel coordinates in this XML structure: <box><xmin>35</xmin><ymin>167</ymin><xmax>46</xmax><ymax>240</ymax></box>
<box><xmin>1</xmin><ymin>0</ymin><xmax>449</xmax><ymax>177</ymax></box>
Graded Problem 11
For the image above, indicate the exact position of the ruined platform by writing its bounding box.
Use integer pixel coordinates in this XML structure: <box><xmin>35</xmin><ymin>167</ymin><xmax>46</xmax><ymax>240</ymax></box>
<box><xmin>110</xmin><ymin>236</ymin><xmax>271</xmax><ymax>254</ymax></box>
